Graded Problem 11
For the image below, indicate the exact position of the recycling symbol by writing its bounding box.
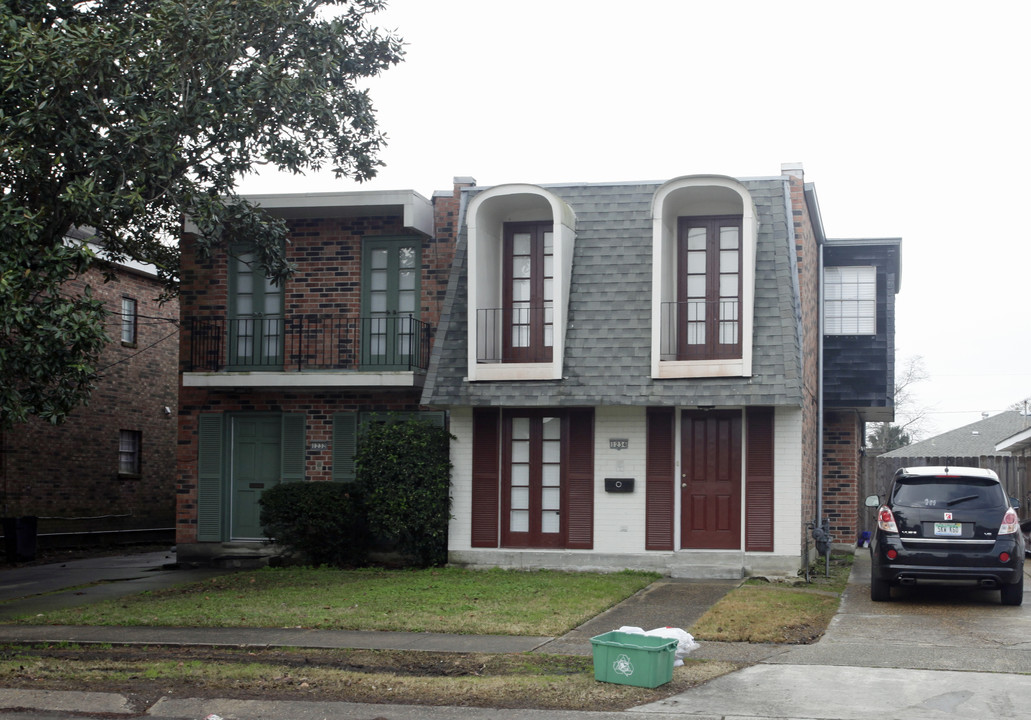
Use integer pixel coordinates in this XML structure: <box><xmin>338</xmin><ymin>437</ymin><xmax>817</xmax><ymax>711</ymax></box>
<box><xmin>613</xmin><ymin>653</ymin><xmax>635</xmax><ymax>677</ymax></box>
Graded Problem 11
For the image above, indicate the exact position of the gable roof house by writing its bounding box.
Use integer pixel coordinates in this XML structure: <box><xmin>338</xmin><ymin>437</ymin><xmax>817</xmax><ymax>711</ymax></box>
<box><xmin>422</xmin><ymin>163</ymin><xmax>901</xmax><ymax>578</ymax></box>
<box><xmin>872</xmin><ymin>410</ymin><xmax>1029</xmax><ymax>502</ymax></box>
<box><xmin>175</xmin><ymin>188</ymin><xmax>460</xmax><ymax>566</ymax></box>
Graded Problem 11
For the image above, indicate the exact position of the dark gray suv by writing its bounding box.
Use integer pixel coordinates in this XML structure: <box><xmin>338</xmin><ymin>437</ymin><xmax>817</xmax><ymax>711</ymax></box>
<box><xmin>867</xmin><ymin>466</ymin><xmax>1025</xmax><ymax>605</ymax></box>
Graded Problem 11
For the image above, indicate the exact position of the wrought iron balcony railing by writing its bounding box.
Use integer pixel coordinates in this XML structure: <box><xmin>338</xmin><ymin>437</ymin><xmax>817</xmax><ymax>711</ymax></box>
<box><xmin>659</xmin><ymin>299</ymin><xmax>740</xmax><ymax>359</ymax></box>
<box><xmin>475</xmin><ymin>306</ymin><xmax>554</xmax><ymax>363</ymax></box>
<box><xmin>187</xmin><ymin>314</ymin><xmax>431</xmax><ymax>372</ymax></box>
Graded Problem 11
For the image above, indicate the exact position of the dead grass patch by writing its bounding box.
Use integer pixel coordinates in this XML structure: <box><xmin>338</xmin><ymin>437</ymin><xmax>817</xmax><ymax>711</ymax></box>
<box><xmin>0</xmin><ymin>644</ymin><xmax>741</xmax><ymax>711</ymax></box>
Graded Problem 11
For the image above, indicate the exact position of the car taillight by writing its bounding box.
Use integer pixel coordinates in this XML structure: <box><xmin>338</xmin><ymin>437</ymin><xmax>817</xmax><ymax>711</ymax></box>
<box><xmin>877</xmin><ymin>506</ymin><xmax>898</xmax><ymax>533</ymax></box>
<box><xmin>999</xmin><ymin>508</ymin><xmax>1020</xmax><ymax>535</ymax></box>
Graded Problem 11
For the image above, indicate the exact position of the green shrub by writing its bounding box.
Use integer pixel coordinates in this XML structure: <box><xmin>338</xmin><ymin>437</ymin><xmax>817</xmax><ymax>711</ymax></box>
<box><xmin>355</xmin><ymin>417</ymin><xmax>453</xmax><ymax>567</ymax></box>
<box><xmin>259</xmin><ymin>481</ymin><xmax>368</xmax><ymax>567</ymax></box>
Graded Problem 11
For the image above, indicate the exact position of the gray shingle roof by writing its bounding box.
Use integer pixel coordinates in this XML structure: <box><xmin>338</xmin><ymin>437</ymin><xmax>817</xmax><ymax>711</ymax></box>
<box><xmin>880</xmin><ymin>411</ymin><xmax>1030</xmax><ymax>458</ymax></box>
<box><xmin>422</xmin><ymin>178</ymin><xmax>804</xmax><ymax>408</ymax></box>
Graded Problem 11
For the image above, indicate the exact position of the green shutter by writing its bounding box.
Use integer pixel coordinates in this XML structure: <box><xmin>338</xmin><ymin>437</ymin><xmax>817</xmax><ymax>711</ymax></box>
<box><xmin>281</xmin><ymin>414</ymin><xmax>306</xmax><ymax>482</ymax></box>
<box><xmin>332</xmin><ymin>412</ymin><xmax>358</xmax><ymax>483</ymax></box>
<box><xmin>197</xmin><ymin>414</ymin><xmax>224</xmax><ymax>542</ymax></box>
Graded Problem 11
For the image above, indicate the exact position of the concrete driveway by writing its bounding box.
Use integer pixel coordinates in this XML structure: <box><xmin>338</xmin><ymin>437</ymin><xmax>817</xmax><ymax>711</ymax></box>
<box><xmin>634</xmin><ymin>550</ymin><xmax>1031</xmax><ymax>719</ymax></box>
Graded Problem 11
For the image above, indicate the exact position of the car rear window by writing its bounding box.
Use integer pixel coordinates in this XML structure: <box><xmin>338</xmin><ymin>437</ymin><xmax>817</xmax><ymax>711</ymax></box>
<box><xmin>891</xmin><ymin>476</ymin><xmax>1006</xmax><ymax>510</ymax></box>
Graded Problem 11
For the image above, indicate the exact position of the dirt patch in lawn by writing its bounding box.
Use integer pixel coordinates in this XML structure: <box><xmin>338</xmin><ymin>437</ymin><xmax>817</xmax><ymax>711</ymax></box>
<box><xmin>0</xmin><ymin>644</ymin><xmax>742</xmax><ymax>713</ymax></box>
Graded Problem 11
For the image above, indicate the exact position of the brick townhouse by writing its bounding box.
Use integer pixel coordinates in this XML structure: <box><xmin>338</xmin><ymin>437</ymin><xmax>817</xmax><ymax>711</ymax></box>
<box><xmin>1</xmin><ymin>249</ymin><xmax>180</xmax><ymax>550</ymax></box>
<box><xmin>175</xmin><ymin>187</ymin><xmax>461</xmax><ymax>566</ymax></box>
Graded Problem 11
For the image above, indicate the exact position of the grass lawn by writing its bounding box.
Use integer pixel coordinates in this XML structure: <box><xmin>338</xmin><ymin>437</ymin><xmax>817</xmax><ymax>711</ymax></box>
<box><xmin>0</xmin><ymin>554</ymin><xmax>855</xmax><ymax>710</ymax></box>
<box><xmin>691</xmin><ymin>551</ymin><xmax>853</xmax><ymax>643</ymax></box>
<box><xmin>19</xmin><ymin>566</ymin><xmax>661</xmax><ymax>636</ymax></box>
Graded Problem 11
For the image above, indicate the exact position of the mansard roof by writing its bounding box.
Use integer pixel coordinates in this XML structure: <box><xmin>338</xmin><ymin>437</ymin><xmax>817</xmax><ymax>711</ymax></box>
<box><xmin>422</xmin><ymin>176</ymin><xmax>804</xmax><ymax>408</ymax></box>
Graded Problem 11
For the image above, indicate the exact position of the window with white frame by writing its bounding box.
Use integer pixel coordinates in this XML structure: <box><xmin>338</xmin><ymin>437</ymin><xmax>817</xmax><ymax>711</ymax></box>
<box><xmin>825</xmin><ymin>266</ymin><xmax>876</xmax><ymax>334</ymax></box>
<box><xmin>120</xmin><ymin>296</ymin><xmax>137</xmax><ymax>346</ymax></box>
<box><xmin>119</xmin><ymin>430</ymin><xmax>141</xmax><ymax>476</ymax></box>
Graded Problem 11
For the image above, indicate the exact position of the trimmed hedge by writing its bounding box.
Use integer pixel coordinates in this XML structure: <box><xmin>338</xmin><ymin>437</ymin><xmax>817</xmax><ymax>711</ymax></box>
<box><xmin>355</xmin><ymin>417</ymin><xmax>454</xmax><ymax>567</ymax></box>
<box><xmin>259</xmin><ymin>481</ymin><xmax>368</xmax><ymax>567</ymax></box>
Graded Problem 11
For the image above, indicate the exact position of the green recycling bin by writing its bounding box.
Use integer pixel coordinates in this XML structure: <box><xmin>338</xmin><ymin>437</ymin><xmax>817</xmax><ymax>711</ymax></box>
<box><xmin>589</xmin><ymin>630</ymin><xmax>677</xmax><ymax>688</ymax></box>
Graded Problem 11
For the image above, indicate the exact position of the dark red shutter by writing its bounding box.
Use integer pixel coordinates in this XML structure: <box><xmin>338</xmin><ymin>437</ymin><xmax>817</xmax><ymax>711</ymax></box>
<box><xmin>745</xmin><ymin>407</ymin><xmax>775</xmax><ymax>552</ymax></box>
<box><xmin>645</xmin><ymin>407</ymin><xmax>675</xmax><ymax>550</ymax></box>
<box><xmin>471</xmin><ymin>408</ymin><xmax>500</xmax><ymax>548</ymax></box>
<box><xmin>564</xmin><ymin>409</ymin><xmax>594</xmax><ymax>549</ymax></box>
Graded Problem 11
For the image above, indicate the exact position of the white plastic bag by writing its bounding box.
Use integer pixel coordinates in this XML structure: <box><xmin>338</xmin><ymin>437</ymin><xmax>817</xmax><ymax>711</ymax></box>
<box><xmin>616</xmin><ymin>625</ymin><xmax>700</xmax><ymax>667</ymax></box>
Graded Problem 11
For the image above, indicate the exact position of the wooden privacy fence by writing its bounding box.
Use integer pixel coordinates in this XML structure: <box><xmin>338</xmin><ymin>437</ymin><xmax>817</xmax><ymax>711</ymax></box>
<box><xmin>858</xmin><ymin>454</ymin><xmax>1030</xmax><ymax>540</ymax></box>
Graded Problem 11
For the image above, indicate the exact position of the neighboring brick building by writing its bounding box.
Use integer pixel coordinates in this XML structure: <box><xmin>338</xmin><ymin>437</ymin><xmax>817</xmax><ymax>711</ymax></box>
<box><xmin>176</xmin><ymin>187</ymin><xmax>462</xmax><ymax>566</ymax></box>
<box><xmin>0</xmin><ymin>255</ymin><xmax>180</xmax><ymax>549</ymax></box>
<box><xmin>422</xmin><ymin>164</ymin><xmax>901</xmax><ymax>577</ymax></box>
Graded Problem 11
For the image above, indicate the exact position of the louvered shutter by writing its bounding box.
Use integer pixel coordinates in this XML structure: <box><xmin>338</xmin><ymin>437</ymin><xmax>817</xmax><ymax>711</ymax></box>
<box><xmin>565</xmin><ymin>409</ymin><xmax>594</xmax><ymax>549</ymax></box>
<box><xmin>471</xmin><ymin>408</ymin><xmax>500</xmax><ymax>548</ymax></box>
<box><xmin>745</xmin><ymin>407</ymin><xmax>775</xmax><ymax>552</ymax></box>
<box><xmin>332</xmin><ymin>412</ymin><xmax>358</xmax><ymax>482</ymax></box>
<box><xmin>281</xmin><ymin>414</ymin><xmax>306</xmax><ymax>482</ymax></box>
<box><xmin>197</xmin><ymin>414</ymin><xmax>224</xmax><ymax>542</ymax></box>
<box><xmin>645</xmin><ymin>407</ymin><xmax>675</xmax><ymax>550</ymax></box>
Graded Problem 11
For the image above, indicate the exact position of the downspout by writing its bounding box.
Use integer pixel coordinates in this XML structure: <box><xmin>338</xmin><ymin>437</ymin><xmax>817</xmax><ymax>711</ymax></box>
<box><xmin>817</xmin><ymin>242</ymin><xmax>824</xmax><ymax>525</ymax></box>
<box><xmin>803</xmin><ymin>178</ymin><xmax>828</xmax><ymax>540</ymax></box>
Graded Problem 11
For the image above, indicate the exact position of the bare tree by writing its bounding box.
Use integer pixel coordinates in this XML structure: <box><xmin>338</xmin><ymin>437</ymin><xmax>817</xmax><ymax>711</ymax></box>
<box><xmin>867</xmin><ymin>355</ymin><xmax>929</xmax><ymax>453</ymax></box>
<box><xmin>1006</xmin><ymin>397</ymin><xmax>1031</xmax><ymax>415</ymax></box>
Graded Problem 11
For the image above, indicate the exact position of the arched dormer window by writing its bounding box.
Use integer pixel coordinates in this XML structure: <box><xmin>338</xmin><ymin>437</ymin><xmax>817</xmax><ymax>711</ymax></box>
<box><xmin>466</xmin><ymin>185</ymin><xmax>576</xmax><ymax>381</ymax></box>
<box><xmin>651</xmin><ymin>176</ymin><xmax>757</xmax><ymax>378</ymax></box>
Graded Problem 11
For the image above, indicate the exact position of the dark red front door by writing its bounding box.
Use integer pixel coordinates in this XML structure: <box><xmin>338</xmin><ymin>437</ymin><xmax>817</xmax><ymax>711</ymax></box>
<box><xmin>680</xmin><ymin>410</ymin><xmax>741</xmax><ymax>549</ymax></box>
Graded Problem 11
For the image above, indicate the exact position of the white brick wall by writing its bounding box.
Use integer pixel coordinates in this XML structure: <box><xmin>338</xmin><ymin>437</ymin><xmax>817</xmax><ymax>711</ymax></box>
<box><xmin>448</xmin><ymin>407</ymin><xmax>475</xmax><ymax>552</ymax></box>
<box><xmin>592</xmin><ymin>406</ymin><xmax>648</xmax><ymax>553</ymax></box>
<box><xmin>447</xmin><ymin>405</ymin><xmax>805</xmax><ymax>576</ymax></box>
<box><xmin>773</xmin><ymin>406</ymin><xmax>804</xmax><ymax>553</ymax></box>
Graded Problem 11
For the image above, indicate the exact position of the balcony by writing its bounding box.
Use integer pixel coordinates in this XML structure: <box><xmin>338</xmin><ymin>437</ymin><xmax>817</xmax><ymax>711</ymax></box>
<box><xmin>475</xmin><ymin>306</ymin><xmax>553</xmax><ymax>364</ymax></box>
<box><xmin>655</xmin><ymin>300</ymin><xmax>745</xmax><ymax>378</ymax></box>
<box><xmin>185</xmin><ymin>314</ymin><xmax>431</xmax><ymax>389</ymax></box>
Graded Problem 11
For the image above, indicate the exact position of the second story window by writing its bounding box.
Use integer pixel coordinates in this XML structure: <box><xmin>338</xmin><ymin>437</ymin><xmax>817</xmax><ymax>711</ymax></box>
<box><xmin>676</xmin><ymin>215</ymin><xmax>742</xmax><ymax>360</ymax></box>
<box><xmin>503</xmin><ymin>221</ymin><xmax>553</xmax><ymax>363</ymax></box>
<box><xmin>825</xmin><ymin>266</ymin><xmax>876</xmax><ymax>334</ymax></box>
<box><xmin>651</xmin><ymin>175</ymin><xmax>756</xmax><ymax>379</ymax></box>
<box><xmin>361</xmin><ymin>239</ymin><xmax>422</xmax><ymax>369</ymax></box>
<box><xmin>229</xmin><ymin>248</ymin><xmax>283</xmax><ymax>368</ymax></box>
<box><xmin>120</xmin><ymin>297</ymin><xmax>137</xmax><ymax>346</ymax></box>
<box><xmin>466</xmin><ymin>184</ymin><xmax>575</xmax><ymax>381</ymax></box>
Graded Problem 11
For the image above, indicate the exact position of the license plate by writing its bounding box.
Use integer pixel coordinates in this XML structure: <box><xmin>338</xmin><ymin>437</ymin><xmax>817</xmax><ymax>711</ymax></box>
<box><xmin>934</xmin><ymin>522</ymin><xmax>962</xmax><ymax>537</ymax></box>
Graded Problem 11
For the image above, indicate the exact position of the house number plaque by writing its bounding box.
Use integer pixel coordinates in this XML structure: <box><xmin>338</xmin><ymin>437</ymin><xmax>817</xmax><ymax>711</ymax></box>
<box><xmin>609</xmin><ymin>439</ymin><xmax>629</xmax><ymax>451</ymax></box>
<box><xmin>310</xmin><ymin>442</ymin><xmax>328</xmax><ymax>450</ymax></box>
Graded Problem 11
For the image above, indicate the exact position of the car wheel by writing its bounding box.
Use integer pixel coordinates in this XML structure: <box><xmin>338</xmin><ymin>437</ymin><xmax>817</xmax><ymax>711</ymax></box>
<box><xmin>1001</xmin><ymin>574</ymin><xmax>1024</xmax><ymax>606</ymax></box>
<box><xmin>871</xmin><ymin>575</ymin><xmax>891</xmax><ymax>602</ymax></box>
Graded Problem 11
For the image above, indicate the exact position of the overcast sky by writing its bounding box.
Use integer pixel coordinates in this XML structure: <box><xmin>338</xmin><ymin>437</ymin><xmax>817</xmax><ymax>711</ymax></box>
<box><xmin>240</xmin><ymin>0</ymin><xmax>1031</xmax><ymax>439</ymax></box>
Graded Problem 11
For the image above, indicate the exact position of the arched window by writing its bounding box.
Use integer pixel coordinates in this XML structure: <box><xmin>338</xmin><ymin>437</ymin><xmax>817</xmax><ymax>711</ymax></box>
<box><xmin>466</xmin><ymin>185</ymin><xmax>576</xmax><ymax>381</ymax></box>
<box><xmin>651</xmin><ymin>176</ymin><xmax>757</xmax><ymax>378</ymax></box>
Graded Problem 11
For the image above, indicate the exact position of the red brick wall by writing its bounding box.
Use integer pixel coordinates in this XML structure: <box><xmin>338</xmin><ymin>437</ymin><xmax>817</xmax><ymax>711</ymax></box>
<box><xmin>823</xmin><ymin>411</ymin><xmax>862</xmax><ymax>543</ymax></box>
<box><xmin>786</xmin><ymin>169</ymin><xmax>821</xmax><ymax>557</ymax></box>
<box><xmin>1</xmin><ymin>264</ymin><xmax>180</xmax><ymax>537</ymax></box>
<box><xmin>180</xmin><ymin>208</ymin><xmax>459</xmax><ymax>373</ymax></box>
<box><xmin>176</xmin><ymin>193</ymin><xmax>460</xmax><ymax>545</ymax></box>
<box><xmin>175</xmin><ymin>387</ymin><xmax>424</xmax><ymax>543</ymax></box>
